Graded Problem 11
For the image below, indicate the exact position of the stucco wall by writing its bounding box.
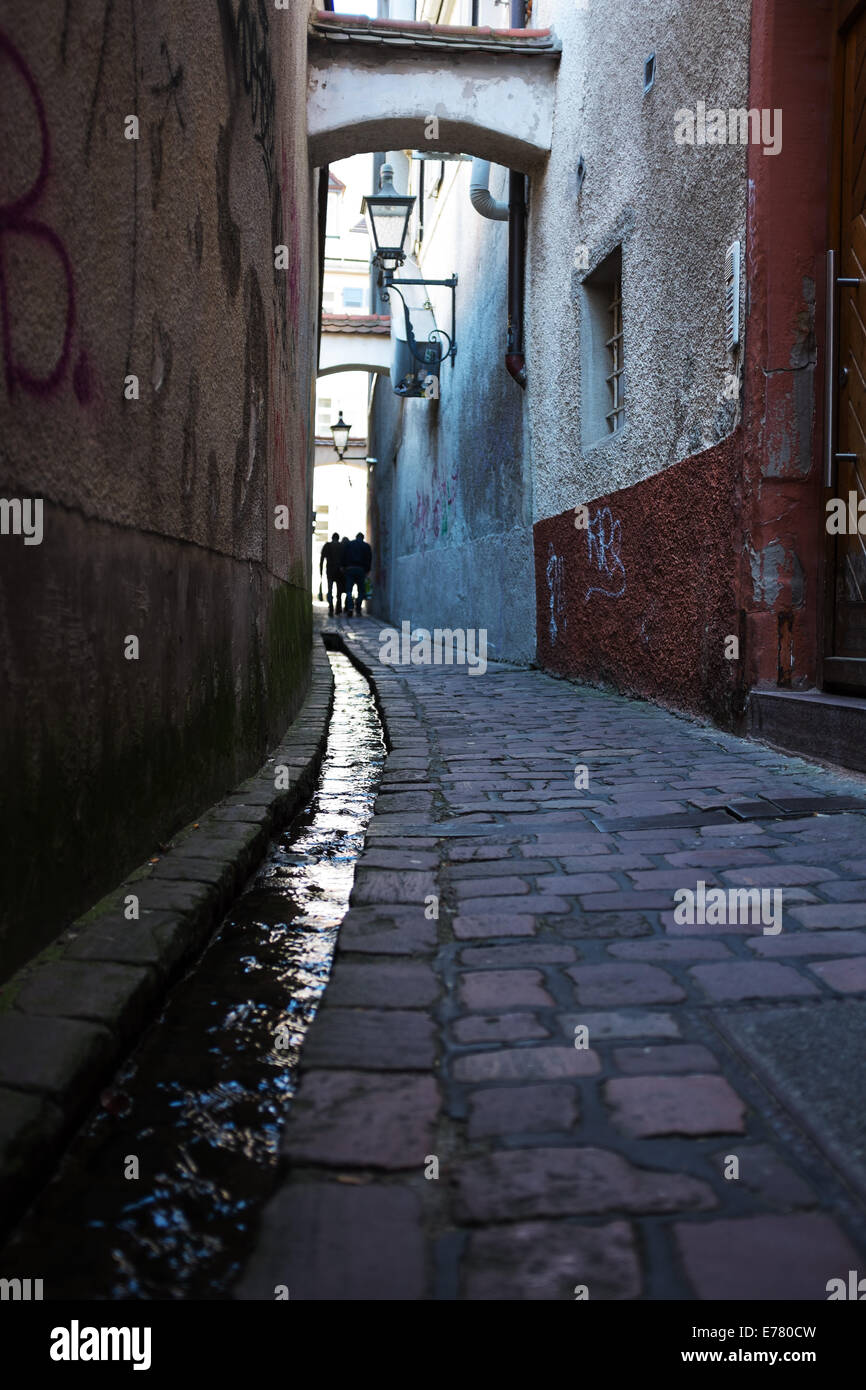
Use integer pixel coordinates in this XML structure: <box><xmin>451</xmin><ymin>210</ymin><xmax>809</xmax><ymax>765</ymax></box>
<box><xmin>0</xmin><ymin>1</ymin><xmax>316</xmax><ymax>979</ymax></box>
<box><xmin>528</xmin><ymin>0</ymin><xmax>750</xmax><ymax>518</ymax></box>
<box><xmin>525</xmin><ymin>0</ymin><xmax>756</xmax><ymax>723</ymax></box>
<box><xmin>368</xmin><ymin>156</ymin><xmax>536</xmax><ymax>662</ymax></box>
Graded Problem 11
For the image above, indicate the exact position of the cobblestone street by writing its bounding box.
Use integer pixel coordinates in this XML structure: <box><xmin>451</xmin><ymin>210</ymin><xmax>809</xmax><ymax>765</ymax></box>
<box><xmin>239</xmin><ymin>619</ymin><xmax>866</xmax><ymax>1301</ymax></box>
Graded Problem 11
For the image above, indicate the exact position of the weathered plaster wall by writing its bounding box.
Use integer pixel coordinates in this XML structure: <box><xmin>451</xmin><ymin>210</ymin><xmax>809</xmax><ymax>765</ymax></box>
<box><xmin>0</xmin><ymin>1</ymin><xmax>316</xmax><ymax>979</ymax></box>
<box><xmin>369</xmin><ymin>156</ymin><xmax>536</xmax><ymax>662</ymax></box>
<box><xmin>528</xmin><ymin>0</ymin><xmax>750</xmax><ymax>518</ymax></box>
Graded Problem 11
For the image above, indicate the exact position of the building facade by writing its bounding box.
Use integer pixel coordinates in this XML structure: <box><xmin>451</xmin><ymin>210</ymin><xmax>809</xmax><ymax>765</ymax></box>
<box><xmin>366</xmin><ymin>0</ymin><xmax>864</xmax><ymax>769</ymax></box>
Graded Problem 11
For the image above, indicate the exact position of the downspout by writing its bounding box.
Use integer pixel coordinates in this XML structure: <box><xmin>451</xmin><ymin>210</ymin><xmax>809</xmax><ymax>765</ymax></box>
<box><xmin>506</xmin><ymin>0</ymin><xmax>527</xmax><ymax>388</ymax></box>
<box><xmin>316</xmin><ymin>164</ymin><xmax>329</xmax><ymax>372</ymax></box>
<box><xmin>470</xmin><ymin>160</ymin><xmax>508</xmax><ymax>220</ymax></box>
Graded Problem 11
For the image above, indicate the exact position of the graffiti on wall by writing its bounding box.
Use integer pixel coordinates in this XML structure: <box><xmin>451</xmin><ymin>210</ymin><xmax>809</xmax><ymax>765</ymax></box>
<box><xmin>546</xmin><ymin>543</ymin><xmax>565</xmax><ymax>643</ymax></box>
<box><xmin>585</xmin><ymin>504</ymin><xmax>626</xmax><ymax>601</ymax></box>
<box><xmin>411</xmin><ymin>465</ymin><xmax>459</xmax><ymax>547</ymax></box>
<box><xmin>0</xmin><ymin>31</ymin><xmax>76</xmax><ymax>398</ymax></box>
<box><xmin>149</xmin><ymin>39</ymin><xmax>186</xmax><ymax>209</ymax></box>
<box><xmin>217</xmin><ymin>0</ymin><xmax>276</xmax><ymax>195</ymax></box>
<box><xmin>217</xmin><ymin>0</ymin><xmax>305</xmax><ymax>552</ymax></box>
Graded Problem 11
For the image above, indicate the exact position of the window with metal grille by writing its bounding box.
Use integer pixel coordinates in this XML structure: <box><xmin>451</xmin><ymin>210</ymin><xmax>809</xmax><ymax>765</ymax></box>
<box><xmin>605</xmin><ymin>278</ymin><xmax>624</xmax><ymax>433</ymax></box>
<box><xmin>580</xmin><ymin>247</ymin><xmax>625</xmax><ymax>446</ymax></box>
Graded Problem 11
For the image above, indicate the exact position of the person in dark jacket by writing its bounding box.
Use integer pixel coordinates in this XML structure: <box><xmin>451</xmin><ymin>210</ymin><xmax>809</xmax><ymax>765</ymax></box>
<box><xmin>342</xmin><ymin>532</ymin><xmax>372</xmax><ymax>617</ymax></box>
<box><xmin>319</xmin><ymin>532</ymin><xmax>344</xmax><ymax>615</ymax></box>
<box><xmin>338</xmin><ymin>536</ymin><xmax>350</xmax><ymax>611</ymax></box>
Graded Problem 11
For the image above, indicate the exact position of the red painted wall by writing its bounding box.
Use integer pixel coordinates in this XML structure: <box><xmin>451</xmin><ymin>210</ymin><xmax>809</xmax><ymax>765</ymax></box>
<box><xmin>534</xmin><ymin>436</ymin><xmax>745</xmax><ymax>726</ymax></box>
<box><xmin>741</xmin><ymin>0</ymin><xmax>833</xmax><ymax>692</ymax></box>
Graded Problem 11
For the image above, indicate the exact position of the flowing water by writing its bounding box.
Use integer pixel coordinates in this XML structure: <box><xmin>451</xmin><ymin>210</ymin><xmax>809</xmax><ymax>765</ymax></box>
<box><xmin>0</xmin><ymin>649</ymin><xmax>385</xmax><ymax>1299</ymax></box>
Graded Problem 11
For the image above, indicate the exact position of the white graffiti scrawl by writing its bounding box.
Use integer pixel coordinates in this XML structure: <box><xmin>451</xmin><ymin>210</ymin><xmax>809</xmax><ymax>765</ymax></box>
<box><xmin>585</xmin><ymin>505</ymin><xmax>626</xmax><ymax>601</ymax></box>
<box><xmin>546</xmin><ymin>543</ymin><xmax>565</xmax><ymax>642</ymax></box>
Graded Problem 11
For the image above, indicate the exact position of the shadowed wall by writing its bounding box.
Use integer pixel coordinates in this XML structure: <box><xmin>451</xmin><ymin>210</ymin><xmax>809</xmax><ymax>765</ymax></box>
<box><xmin>0</xmin><ymin>1</ymin><xmax>317</xmax><ymax>979</ymax></box>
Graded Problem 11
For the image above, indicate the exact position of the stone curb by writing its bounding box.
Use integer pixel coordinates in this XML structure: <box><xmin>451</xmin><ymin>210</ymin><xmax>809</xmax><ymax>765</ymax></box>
<box><xmin>236</xmin><ymin>619</ymin><xmax>440</xmax><ymax>1299</ymax></box>
<box><xmin>0</xmin><ymin>635</ymin><xmax>335</xmax><ymax>1239</ymax></box>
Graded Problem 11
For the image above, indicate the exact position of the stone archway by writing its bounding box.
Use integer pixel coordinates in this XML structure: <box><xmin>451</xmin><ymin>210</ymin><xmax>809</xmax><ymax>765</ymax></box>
<box><xmin>307</xmin><ymin>12</ymin><xmax>561</xmax><ymax>173</ymax></box>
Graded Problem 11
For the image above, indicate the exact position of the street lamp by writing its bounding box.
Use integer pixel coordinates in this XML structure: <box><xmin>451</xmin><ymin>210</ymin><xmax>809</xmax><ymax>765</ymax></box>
<box><xmin>362</xmin><ymin>164</ymin><xmax>458</xmax><ymax>398</ymax></box>
<box><xmin>362</xmin><ymin>164</ymin><xmax>415</xmax><ymax>272</ymax></box>
<box><xmin>330</xmin><ymin>411</ymin><xmax>351</xmax><ymax>460</ymax></box>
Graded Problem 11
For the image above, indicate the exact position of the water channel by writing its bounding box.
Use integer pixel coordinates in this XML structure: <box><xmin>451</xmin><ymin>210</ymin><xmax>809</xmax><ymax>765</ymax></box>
<box><xmin>0</xmin><ymin>649</ymin><xmax>385</xmax><ymax>1299</ymax></box>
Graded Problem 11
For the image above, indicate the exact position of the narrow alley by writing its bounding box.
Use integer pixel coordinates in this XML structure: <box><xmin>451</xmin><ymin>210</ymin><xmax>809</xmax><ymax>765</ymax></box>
<box><xmin>3</xmin><ymin>0</ymin><xmax>866</xmax><ymax>1350</ymax></box>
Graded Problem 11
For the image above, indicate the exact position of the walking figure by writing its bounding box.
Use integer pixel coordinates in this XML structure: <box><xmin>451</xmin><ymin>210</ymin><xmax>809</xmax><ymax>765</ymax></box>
<box><xmin>342</xmin><ymin>532</ymin><xmax>372</xmax><ymax>617</ymax></box>
<box><xmin>319</xmin><ymin>532</ymin><xmax>344</xmax><ymax>615</ymax></box>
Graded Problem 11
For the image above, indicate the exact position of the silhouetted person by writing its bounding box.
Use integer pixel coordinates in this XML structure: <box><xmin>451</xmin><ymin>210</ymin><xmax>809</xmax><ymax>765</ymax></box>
<box><xmin>338</xmin><ymin>536</ymin><xmax>350</xmax><ymax>612</ymax></box>
<box><xmin>319</xmin><ymin>531</ymin><xmax>343</xmax><ymax>615</ymax></box>
<box><xmin>342</xmin><ymin>531</ymin><xmax>372</xmax><ymax>617</ymax></box>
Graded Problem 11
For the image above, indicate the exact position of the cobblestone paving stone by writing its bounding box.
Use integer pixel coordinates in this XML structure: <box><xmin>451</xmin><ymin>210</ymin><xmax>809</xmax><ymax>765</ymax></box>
<box><xmin>238</xmin><ymin>624</ymin><xmax>866</xmax><ymax>1301</ymax></box>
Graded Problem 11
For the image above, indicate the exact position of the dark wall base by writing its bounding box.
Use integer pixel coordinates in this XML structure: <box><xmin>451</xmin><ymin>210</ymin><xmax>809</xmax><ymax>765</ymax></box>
<box><xmin>0</xmin><ymin>506</ymin><xmax>311</xmax><ymax>981</ymax></box>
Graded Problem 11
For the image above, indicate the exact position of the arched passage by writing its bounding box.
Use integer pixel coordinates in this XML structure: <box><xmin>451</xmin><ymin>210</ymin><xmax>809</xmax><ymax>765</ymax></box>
<box><xmin>307</xmin><ymin>13</ymin><xmax>561</xmax><ymax>173</ymax></box>
<box><xmin>318</xmin><ymin>312</ymin><xmax>392</xmax><ymax>378</ymax></box>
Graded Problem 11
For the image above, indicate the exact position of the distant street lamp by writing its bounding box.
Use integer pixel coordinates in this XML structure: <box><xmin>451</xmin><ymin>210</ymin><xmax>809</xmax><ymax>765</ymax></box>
<box><xmin>330</xmin><ymin>411</ymin><xmax>351</xmax><ymax>460</ymax></box>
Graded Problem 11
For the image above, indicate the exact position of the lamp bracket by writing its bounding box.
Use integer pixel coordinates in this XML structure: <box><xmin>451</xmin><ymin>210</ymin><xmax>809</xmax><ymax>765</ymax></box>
<box><xmin>381</xmin><ymin>273</ymin><xmax>458</xmax><ymax>373</ymax></box>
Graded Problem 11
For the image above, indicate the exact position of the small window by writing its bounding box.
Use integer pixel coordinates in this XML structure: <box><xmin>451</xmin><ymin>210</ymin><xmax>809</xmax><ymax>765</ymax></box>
<box><xmin>317</xmin><ymin>396</ymin><xmax>332</xmax><ymax>433</ymax></box>
<box><xmin>581</xmin><ymin>247</ymin><xmax>625</xmax><ymax>446</ymax></box>
<box><xmin>342</xmin><ymin>287</ymin><xmax>364</xmax><ymax>309</ymax></box>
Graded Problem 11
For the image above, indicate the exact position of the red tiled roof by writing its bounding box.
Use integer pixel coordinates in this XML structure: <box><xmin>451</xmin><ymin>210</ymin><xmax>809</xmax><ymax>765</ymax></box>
<box><xmin>321</xmin><ymin>313</ymin><xmax>391</xmax><ymax>335</ymax></box>
<box><xmin>311</xmin><ymin>13</ymin><xmax>560</xmax><ymax>54</ymax></box>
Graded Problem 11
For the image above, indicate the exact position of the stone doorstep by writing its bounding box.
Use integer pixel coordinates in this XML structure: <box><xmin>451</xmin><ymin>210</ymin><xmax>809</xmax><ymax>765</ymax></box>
<box><xmin>0</xmin><ymin>644</ymin><xmax>335</xmax><ymax>1241</ymax></box>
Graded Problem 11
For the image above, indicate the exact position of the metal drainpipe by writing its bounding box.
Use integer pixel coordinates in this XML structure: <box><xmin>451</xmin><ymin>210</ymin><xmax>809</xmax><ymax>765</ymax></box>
<box><xmin>506</xmin><ymin>0</ymin><xmax>527</xmax><ymax>388</ymax></box>
<box><xmin>316</xmin><ymin>164</ymin><xmax>329</xmax><ymax>375</ymax></box>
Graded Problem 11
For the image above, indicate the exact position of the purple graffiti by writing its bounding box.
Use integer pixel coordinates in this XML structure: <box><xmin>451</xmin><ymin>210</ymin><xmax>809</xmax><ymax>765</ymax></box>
<box><xmin>0</xmin><ymin>31</ymin><xmax>75</xmax><ymax>397</ymax></box>
<box><xmin>585</xmin><ymin>504</ymin><xmax>626</xmax><ymax>601</ymax></box>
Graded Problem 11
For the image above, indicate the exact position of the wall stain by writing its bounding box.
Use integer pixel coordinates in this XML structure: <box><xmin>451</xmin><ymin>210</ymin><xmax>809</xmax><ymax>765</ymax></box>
<box><xmin>233</xmin><ymin>266</ymin><xmax>267</xmax><ymax>531</ymax></box>
<box><xmin>181</xmin><ymin>371</ymin><xmax>200</xmax><ymax>529</ymax></box>
<box><xmin>215</xmin><ymin>124</ymin><xmax>241</xmax><ymax>298</ymax></box>
<box><xmin>149</xmin><ymin>39</ymin><xmax>185</xmax><ymax>210</ymax></box>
